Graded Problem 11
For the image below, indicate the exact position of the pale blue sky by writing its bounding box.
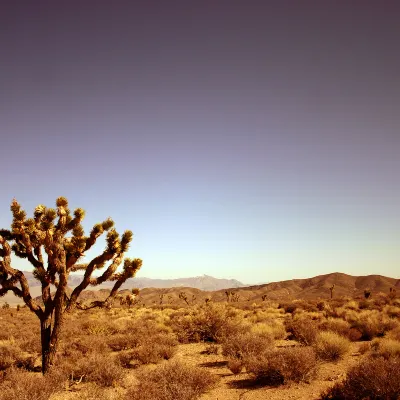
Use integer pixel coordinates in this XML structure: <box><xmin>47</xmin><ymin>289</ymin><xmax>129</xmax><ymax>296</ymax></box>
<box><xmin>1</xmin><ymin>2</ymin><xmax>399</xmax><ymax>283</ymax></box>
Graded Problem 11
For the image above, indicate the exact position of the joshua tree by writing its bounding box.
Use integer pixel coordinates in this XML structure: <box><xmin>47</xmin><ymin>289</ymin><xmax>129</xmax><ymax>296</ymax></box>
<box><xmin>364</xmin><ymin>289</ymin><xmax>371</xmax><ymax>299</ymax></box>
<box><xmin>261</xmin><ymin>294</ymin><xmax>268</xmax><ymax>302</ymax></box>
<box><xmin>0</xmin><ymin>197</ymin><xmax>142</xmax><ymax>374</ymax></box>
<box><xmin>232</xmin><ymin>293</ymin><xmax>240</xmax><ymax>302</ymax></box>
<box><xmin>179</xmin><ymin>291</ymin><xmax>189</xmax><ymax>306</ymax></box>
<box><xmin>329</xmin><ymin>284</ymin><xmax>335</xmax><ymax>299</ymax></box>
<box><xmin>126</xmin><ymin>289</ymin><xmax>140</xmax><ymax>308</ymax></box>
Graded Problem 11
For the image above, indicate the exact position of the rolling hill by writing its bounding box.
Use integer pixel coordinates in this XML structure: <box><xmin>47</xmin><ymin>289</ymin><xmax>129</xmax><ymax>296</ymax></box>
<box><xmin>1</xmin><ymin>272</ymin><xmax>398</xmax><ymax>306</ymax></box>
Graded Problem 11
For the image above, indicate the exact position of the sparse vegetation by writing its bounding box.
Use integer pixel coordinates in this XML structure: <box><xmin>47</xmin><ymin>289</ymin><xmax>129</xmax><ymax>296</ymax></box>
<box><xmin>245</xmin><ymin>347</ymin><xmax>317</xmax><ymax>385</ymax></box>
<box><xmin>1</xmin><ymin>274</ymin><xmax>399</xmax><ymax>399</ymax></box>
<box><xmin>320</xmin><ymin>356</ymin><xmax>400</xmax><ymax>400</ymax></box>
<box><xmin>313</xmin><ymin>331</ymin><xmax>351</xmax><ymax>361</ymax></box>
<box><xmin>125</xmin><ymin>360</ymin><xmax>218</xmax><ymax>400</ymax></box>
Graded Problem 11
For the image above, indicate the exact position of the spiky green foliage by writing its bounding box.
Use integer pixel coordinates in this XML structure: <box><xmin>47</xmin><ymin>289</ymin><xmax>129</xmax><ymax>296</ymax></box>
<box><xmin>0</xmin><ymin>197</ymin><xmax>143</xmax><ymax>373</ymax></box>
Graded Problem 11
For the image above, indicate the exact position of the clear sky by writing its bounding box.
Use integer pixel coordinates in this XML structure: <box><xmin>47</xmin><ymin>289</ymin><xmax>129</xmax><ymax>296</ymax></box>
<box><xmin>1</xmin><ymin>1</ymin><xmax>399</xmax><ymax>284</ymax></box>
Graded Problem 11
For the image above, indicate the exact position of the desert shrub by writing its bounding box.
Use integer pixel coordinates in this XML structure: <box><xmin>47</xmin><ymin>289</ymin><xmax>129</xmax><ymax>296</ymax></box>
<box><xmin>387</xmin><ymin>326</ymin><xmax>400</xmax><ymax>341</ymax></box>
<box><xmin>319</xmin><ymin>318</ymin><xmax>351</xmax><ymax>338</ymax></box>
<box><xmin>278</xmin><ymin>302</ymin><xmax>297</xmax><ymax>314</ymax></box>
<box><xmin>227</xmin><ymin>358</ymin><xmax>243</xmax><ymax>374</ymax></box>
<box><xmin>169</xmin><ymin>304</ymin><xmax>248</xmax><ymax>343</ymax></box>
<box><xmin>320</xmin><ymin>356</ymin><xmax>400</xmax><ymax>400</ymax></box>
<box><xmin>245</xmin><ymin>347</ymin><xmax>317</xmax><ymax>385</ymax></box>
<box><xmin>347</xmin><ymin>327</ymin><xmax>363</xmax><ymax>342</ymax></box>
<box><xmin>203</xmin><ymin>343</ymin><xmax>219</xmax><ymax>355</ymax></box>
<box><xmin>285</xmin><ymin>317</ymin><xmax>318</xmax><ymax>345</ymax></box>
<box><xmin>346</xmin><ymin>310</ymin><xmax>399</xmax><ymax>340</ymax></box>
<box><xmin>384</xmin><ymin>305</ymin><xmax>400</xmax><ymax>319</ymax></box>
<box><xmin>343</xmin><ymin>300</ymin><xmax>359</xmax><ymax>311</ymax></box>
<box><xmin>125</xmin><ymin>360</ymin><xmax>218</xmax><ymax>400</ymax></box>
<box><xmin>358</xmin><ymin>299</ymin><xmax>372</xmax><ymax>310</ymax></box>
<box><xmin>358</xmin><ymin>342</ymin><xmax>370</xmax><ymax>355</ymax></box>
<box><xmin>117</xmin><ymin>334</ymin><xmax>177</xmax><ymax>367</ymax></box>
<box><xmin>370</xmin><ymin>338</ymin><xmax>400</xmax><ymax>360</ymax></box>
<box><xmin>313</xmin><ymin>331</ymin><xmax>350</xmax><ymax>361</ymax></box>
<box><xmin>251</xmin><ymin>321</ymin><xmax>286</xmax><ymax>340</ymax></box>
<box><xmin>222</xmin><ymin>331</ymin><xmax>274</xmax><ymax>373</ymax></box>
<box><xmin>57</xmin><ymin>353</ymin><xmax>125</xmax><ymax>387</ymax></box>
<box><xmin>107</xmin><ymin>334</ymin><xmax>141</xmax><ymax>351</ymax></box>
<box><xmin>0</xmin><ymin>367</ymin><xmax>65</xmax><ymax>400</ymax></box>
<box><xmin>0</xmin><ymin>342</ymin><xmax>31</xmax><ymax>371</ymax></box>
<box><xmin>317</xmin><ymin>301</ymin><xmax>326</xmax><ymax>311</ymax></box>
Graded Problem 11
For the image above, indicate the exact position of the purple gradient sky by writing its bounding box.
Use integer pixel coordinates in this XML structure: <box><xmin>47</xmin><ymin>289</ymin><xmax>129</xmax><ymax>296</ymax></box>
<box><xmin>1</xmin><ymin>1</ymin><xmax>399</xmax><ymax>283</ymax></box>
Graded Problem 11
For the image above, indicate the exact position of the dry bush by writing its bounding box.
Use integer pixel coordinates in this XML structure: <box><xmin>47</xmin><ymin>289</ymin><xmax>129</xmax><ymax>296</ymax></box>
<box><xmin>384</xmin><ymin>305</ymin><xmax>400</xmax><ymax>319</ymax></box>
<box><xmin>222</xmin><ymin>331</ymin><xmax>274</xmax><ymax>373</ymax></box>
<box><xmin>285</xmin><ymin>317</ymin><xmax>319</xmax><ymax>345</ymax></box>
<box><xmin>387</xmin><ymin>326</ymin><xmax>400</xmax><ymax>341</ymax></box>
<box><xmin>343</xmin><ymin>300</ymin><xmax>359</xmax><ymax>311</ymax></box>
<box><xmin>57</xmin><ymin>352</ymin><xmax>125</xmax><ymax>387</ymax></box>
<box><xmin>0</xmin><ymin>341</ymin><xmax>33</xmax><ymax>371</ymax></box>
<box><xmin>117</xmin><ymin>334</ymin><xmax>177</xmax><ymax>367</ymax></box>
<box><xmin>107</xmin><ymin>334</ymin><xmax>141</xmax><ymax>351</ymax></box>
<box><xmin>227</xmin><ymin>358</ymin><xmax>243</xmax><ymax>374</ymax></box>
<box><xmin>278</xmin><ymin>302</ymin><xmax>297</xmax><ymax>314</ymax></box>
<box><xmin>318</xmin><ymin>318</ymin><xmax>351</xmax><ymax>338</ymax></box>
<box><xmin>346</xmin><ymin>310</ymin><xmax>399</xmax><ymax>340</ymax></box>
<box><xmin>313</xmin><ymin>331</ymin><xmax>350</xmax><ymax>361</ymax></box>
<box><xmin>125</xmin><ymin>360</ymin><xmax>218</xmax><ymax>400</ymax></box>
<box><xmin>320</xmin><ymin>356</ymin><xmax>400</xmax><ymax>400</ymax></box>
<box><xmin>370</xmin><ymin>338</ymin><xmax>400</xmax><ymax>360</ymax></box>
<box><xmin>203</xmin><ymin>343</ymin><xmax>219</xmax><ymax>355</ymax></box>
<box><xmin>169</xmin><ymin>304</ymin><xmax>248</xmax><ymax>343</ymax></box>
<box><xmin>251</xmin><ymin>321</ymin><xmax>286</xmax><ymax>340</ymax></box>
<box><xmin>0</xmin><ymin>367</ymin><xmax>65</xmax><ymax>400</ymax></box>
<box><xmin>245</xmin><ymin>347</ymin><xmax>317</xmax><ymax>386</ymax></box>
<box><xmin>81</xmin><ymin>318</ymin><xmax>119</xmax><ymax>336</ymax></box>
<box><xmin>358</xmin><ymin>342</ymin><xmax>370</xmax><ymax>355</ymax></box>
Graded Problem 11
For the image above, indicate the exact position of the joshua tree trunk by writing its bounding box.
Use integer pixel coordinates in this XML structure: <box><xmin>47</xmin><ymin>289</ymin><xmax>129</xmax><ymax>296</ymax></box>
<box><xmin>40</xmin><ymin>316</ymin><xmax>53</xmax><ymax>374</ymax></box>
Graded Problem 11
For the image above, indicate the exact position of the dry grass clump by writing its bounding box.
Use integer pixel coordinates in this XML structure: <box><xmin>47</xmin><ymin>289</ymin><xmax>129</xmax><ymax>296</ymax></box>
<box><xmin>117</xmin><ymin>334</ymin><xmax>177</xmax><ymax>368</ymax></box>
<box><xmin>318</xmin><ymin>318</ymin><xmax>351</xmax><ymax>338</ymax></box>
<box><xmin>56</xmin><ymin>352</ymin><xmax>125</xmax><ymax>387</ymax></box>
<box><xmin>387</xmin><ymin>325</ymin><xmax>400</xmax><ymax>341</ymax></box>
<box><xmin>0</xmin><ymin>341</ymin><xmax>35</xmax><ymax>371</ymax></box>
<box><xmin>285</xmin><ymin>317</ymin><xmax>319</xmax><ymax>345</ymax></box>
<box><xmin>345</xmin><ymin>310</ymin><xmax>399</xmax><ymax>340</ymax></box>
<box><xmin>320</xmin><ymin>356</ymin><xmax>400</xmax><ymax>400</ymax></box>
<box><xmin>0</xmin><ymin>341</ymin><xmax>23</xmax><ymax>371</ymax></box>
<box><xmin>245</xmin><ymin>347</ymin><xmax>317</xmax><ymax>386</ymax></box>
<box><xmin>222</xmin><ymin>331</ymin><xmax>274</xmax><ymax>374</ymax></box>
<box><xmin>313</xmin><ymin>331</ymin><xmax>351</xmax><ymax>361</ymax></box>
<box><xmin>251</xmin><ymin>321</ymin><xmax>286</xmax><ymax>340</ymax></box>
<box><xmin>203</xmin><ymin>343</ymin><xmax>219</xmax><ymax>355</ymax></box>
<box><xmin>125</xmin><ymin>360</ymin><xmax>218</xmax><ymax>400</ymax></box>
<box><xmin>0</xmin><ymin>367</ymin><xmax>65</xmax><ymax>400</ymax></box>
<box><xmin>370</xmin><ymin>338</ymin><xmax>400</xmax><ymax>360</ymax></box>
<box><xmin>169</xmin><ymin>304</ymin><xmax>248</xmax><ymax>343</ymax></box>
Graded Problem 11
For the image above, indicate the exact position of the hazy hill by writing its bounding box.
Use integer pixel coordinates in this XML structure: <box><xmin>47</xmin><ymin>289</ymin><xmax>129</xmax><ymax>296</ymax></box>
<box><xmin>2</xmin><ymin>272</ymin><xmax>398</xmax><ymax>306</ymax></box>
<box><xmin>88</xmin><ymin>272</ymin><xmax>400</xmax><ymax>305</ymax></box>
<box><xmin>20</xmin><ymin>271</ymin><xmax>244</xmax><ymax>291</ymax></box>
<box><xmin>1</xmin><ymin>272</ymin><xmax>244</xmax><ymax>304</ymax></box>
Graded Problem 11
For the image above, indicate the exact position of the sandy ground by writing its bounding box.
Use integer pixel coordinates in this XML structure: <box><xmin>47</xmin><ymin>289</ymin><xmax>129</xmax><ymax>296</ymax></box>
<box><xmin>177</xmin><ymin>341</ymin><xmax>362</xmax><ymax>400</ymax></box>
<box><xmin>51</xmin><ymin>340</ymin><xmax>363</xmax><ymax>400</ymax></box>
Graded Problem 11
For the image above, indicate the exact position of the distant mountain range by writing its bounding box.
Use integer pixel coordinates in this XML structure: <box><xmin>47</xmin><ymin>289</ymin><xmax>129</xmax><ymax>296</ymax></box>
<box><xmin>18</xmin><ymin>271</ymin><xmax>245</xmax><ymax>291</ymax></box>
<box><xmin>2</xmin><ymin>272</ymin><xmax>399</xmax><ymax>306</ymax></box>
